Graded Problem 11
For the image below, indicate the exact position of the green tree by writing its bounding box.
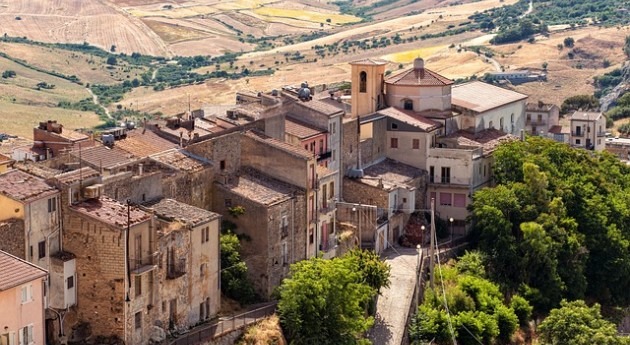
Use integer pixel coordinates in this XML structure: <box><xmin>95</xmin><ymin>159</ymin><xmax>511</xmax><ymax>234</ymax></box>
<box><xmin>539</xmin><ymin>300</ymin><xmax>627</xmax><ymax>345</ymax></box>
<box><xmin>106</xmin><ymin>56</ymin><xmax>117</xmax><ymax>65</ymax></box>
<box><xmin>1</xmin><ymin>70</ymin><xmax>16</xmax><ymax>78</ymax></box>
<box><xmin>624</xmin><ymin>35</ymin><xmax>630</xmax><ymax>59</ymax></box>
<box><xmin>560</xmin><ymin>94</ymin><xmax>599</xmax><ymax>114</ymax></box>
<box><xmin>220</xmin><ymin>231</ymin><xmax>256</xmax><ymax>304</ymax></box>
<box><xmin>564</xmin><ymin>37</ymin><xmax>575</xmax><ymax>48</ymax></box>
<box><xmin>278</xmin><ymin>251</ymin><xmax>389</xmax><ymax>345</ymax></box>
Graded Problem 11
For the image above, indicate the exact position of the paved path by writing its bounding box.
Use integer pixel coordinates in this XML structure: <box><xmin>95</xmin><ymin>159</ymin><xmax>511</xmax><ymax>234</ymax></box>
<box><xmin>368</xmin><ymin>246</ymin><xmax>421</xmax><ymax>345</ymax></box>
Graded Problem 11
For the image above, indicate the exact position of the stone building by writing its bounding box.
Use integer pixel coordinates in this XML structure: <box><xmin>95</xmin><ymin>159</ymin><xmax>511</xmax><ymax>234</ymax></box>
<box><xmin>0</xmin><ymin>153</ymin><xmax>13</xmax><ymax>172</ymax></box>
<box><xmin>142</xmin><ymin>198</ymin><xmax>221</xmax><ymax>331</ymax></box>
<box><xmin>213</xmin><ymin>168</ymin><xmax>306</xmax><ymax>297</ymax></box>
<box><xmin>32</xmin><ymin>120</ymin><xmax>94</xmax><ymax>158</ymax></box>
<box><xmin>569</xmin><ymin>111</ymin><xmax>607</xmax><ymax>151</ymax></box>
<box><xmin>63</xmin><ymin>196</ymin><xmax>156</xmax><ymax>344</ymax></box>
<box><xmin>525</xmin><ymin>101</ymin><xmax>560</xmax><ymax>136</ymax></box>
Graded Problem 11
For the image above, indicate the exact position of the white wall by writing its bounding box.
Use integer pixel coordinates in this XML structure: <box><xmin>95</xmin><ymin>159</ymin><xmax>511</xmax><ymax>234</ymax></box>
<box><xmin>386</xmin><ymin>85</ymin><xmax>451</xmax><ymax>112</ymax></box>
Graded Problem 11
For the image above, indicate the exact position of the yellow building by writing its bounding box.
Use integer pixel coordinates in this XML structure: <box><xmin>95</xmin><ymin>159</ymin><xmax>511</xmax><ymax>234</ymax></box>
<box><xmin>349</xmin><ymin>58</ymin><xmax>387</xmax><ymax>118</ymax></box>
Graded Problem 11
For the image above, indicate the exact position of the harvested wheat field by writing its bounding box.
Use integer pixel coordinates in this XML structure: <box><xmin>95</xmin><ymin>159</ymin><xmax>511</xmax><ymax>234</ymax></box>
<box><xmin>0</xmin><ymin>103</ymin><xmax>101</xmax><ymax>139</ymax></box>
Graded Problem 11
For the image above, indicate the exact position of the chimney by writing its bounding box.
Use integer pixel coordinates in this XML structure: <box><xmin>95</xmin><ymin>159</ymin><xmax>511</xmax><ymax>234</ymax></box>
<box><xmin>413</xmin><ymin>57</ymin><xmax>425</xmax><ymax>70</ymax></box>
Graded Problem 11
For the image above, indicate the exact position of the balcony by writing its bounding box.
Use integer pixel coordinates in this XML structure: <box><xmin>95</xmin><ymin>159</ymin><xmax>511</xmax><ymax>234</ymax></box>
<box><xmin>166</xmin><ymin>258</ymin><xmax>186</xmax><ymax>279</ymax></box>
<box><xmin>130</xmin><ymin>254</ymin><xmax>157</xmax><ymax>274</ymax></box>
<box><xmin>571</xmin><ymin>131</ymin><xmax>584</xmax><ymax>137</ymax></box>
<box><xmin>597</xmin><ymin>132</ymin><xmax>607</xmax><ymax>137</ymax></box>
<box><xmin>317</xmin><ymin>150</ymin><xmax>332</xmax><ymax>162</ymax></box>
<box><xmin>429</xmin><ymin>176</ymin><xmax>471</xmax><ymax>187</ymax></box>
<box><xmin>526</xmin><ymin>119</ymin><xmax>546</xmax><ymax>126</ymax></box>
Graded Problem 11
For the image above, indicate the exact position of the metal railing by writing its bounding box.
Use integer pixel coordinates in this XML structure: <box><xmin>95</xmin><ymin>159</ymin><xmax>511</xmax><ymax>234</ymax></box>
<box><xmin>166</xmin><ymin>259</ymin><xmax>186</xmax><ymax>280</ymax></box>
<box><xmin>169</xmin><ymin>303</ymin><xmax>277</xmax><ymax>345</ymax></box>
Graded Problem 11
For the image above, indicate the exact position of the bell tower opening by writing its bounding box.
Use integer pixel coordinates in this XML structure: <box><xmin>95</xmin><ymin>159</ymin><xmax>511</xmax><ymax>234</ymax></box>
<box><xmin>359</xmin><ymin>71</ymin><xmax>367</xmax><ymax>93</ymax></box>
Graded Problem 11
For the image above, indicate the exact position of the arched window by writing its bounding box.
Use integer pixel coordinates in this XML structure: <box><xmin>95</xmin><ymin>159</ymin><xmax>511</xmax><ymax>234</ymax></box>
<box><xmin>488</xmin><ymin>120</ymin><xmax>494</xmax><ymax>129</ymax></box>
<box><xmin>359</xmin><ymin>71</ymin><xmax>367</xmax><ymax>93</ymax></box>
<box><xmin>403</xmin><ymin>99</ymin><xmax>413</xmax><ymax>110</ymax></box>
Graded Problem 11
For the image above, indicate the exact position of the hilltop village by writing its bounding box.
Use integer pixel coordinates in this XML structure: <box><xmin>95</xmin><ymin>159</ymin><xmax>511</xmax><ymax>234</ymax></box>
<box><xmin>0</xmin><ymin>57</ymin><xmax>617</xmax><ymax>345</ymax></box>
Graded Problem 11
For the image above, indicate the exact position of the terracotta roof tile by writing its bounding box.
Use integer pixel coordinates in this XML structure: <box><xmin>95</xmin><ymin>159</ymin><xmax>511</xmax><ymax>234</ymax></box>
<box><xmin>149</xmin><ymin>149</ymin><xmax>209</xmax><ymax>172</ymax></box>
<box><xmin>569</xmin><ymin>111</ymin><xmax>603</xmax><ymax>122</ymax></box>
<box><xmin>221</xmin><ymin>168</ymin><xmax>299</xmax><ymax>206</ymax></box>
<box><xmin>0</xmin><ymin>169</ymin><xmax>58</xmax><ymax>202</ymax></box>
<box><xmin>378</xmin><ymin>107</ymin><xmax>442</xmax><ymax>132</ymax></box>
<box><xmin>358</xmin><ymin>158</ymin><xmax>422</xmax><ymax>190</ymax></box>
<box><xmin>293</xmin><ymin>99</ymin><xmax>344</xmax><ymax>117</ymax></box>
<box><xmin>452</xmin><ymin>81</ymin><xmax>528</xmax><ymax>113</ymax></box>
<box><xmin>243</xmin><ymin>130</ymin><xmax>314</xmax><ymax>159</ymax></box>
<box><xmin>285</xmin><ymin>117</ymin><xmax>326</xmax><ymax>139</ymax></box>
<box><xmin>349</xmin><ymin>58</ymin><xmax>388</xmax><ymax>65</ymax></box>
<box><xmin>144</xmin><ymin>198</ymin><xmax>220</xmax><ymax>227</ymax></box>
<box><xmin>53</xmin><ymin>167</ymin><xmax>100</xmax><ymax>185</ymax></box>
<box><xmin>446</xmin><ymin>129</ymin><xmax>518</xmax><ymax>155</ymax></box>
<box><xmin>70</xmin><ymin>196</ymin><xmax>152</xmax><ymax>229</ymax></box>
<box><xmin>115</xmin><ymin>130</ymin><xmax>178</xmax><ymax>158</ymax></box>
<box><xmin>70</xmin><ymin>145</ymin><xmax>137</xmax><ymax>170</ymax></box>
<box><xmin>0</xmin><ymin>250</ymin><xmax>47</xmax><ymax>291</ymax></box>
<box><xmin>526</xmin><ymin>102</ymin><xmax>558</xmax><ymax>112</ymax></box>
<box><xmin>385</xmin><ymin>67</ymin><xmax>453</xmax><ymax>86</ymax></box>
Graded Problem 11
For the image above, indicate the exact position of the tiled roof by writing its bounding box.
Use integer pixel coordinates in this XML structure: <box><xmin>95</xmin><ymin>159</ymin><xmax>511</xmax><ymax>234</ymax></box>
<box><xmin>150</xmin><ymin>149</ymin><xmax>209</xmax><ymax>172</ymax></box>
<box><xmin>385</xmin><ymin>67</ymin><xmax>453</xmax><ymax>86</ymax></box>
<box><xmin>446</xmin><ymin>129</ymin><xmax>518</xmax><ymax>155</ymax></box>
<box><xmin>221</xmin><ymin>169</ymin><xmax>298</xmax><ymax>206</ymax></box>
<box><xmin>53</xmin><ymin>167</ymin><xmax>100</xmax><ymax>185</ymax></box>
<box><xmin>548</xmin><ymin>125</ymin><xmax>564</xmax><ymax>134</ymax></box>
<box><xmin>144</xmin><ymin>198</ymin><xmax>220</xmax><ymax>227</ymax></box>
<box><xmin>349</xmin><ymin>58</ymin><xmax>388</xmax><ymax>65</ymax></box>
<box><xmin>70</xmin><ymin>145</ymin><xmax>137</xmax><ymax>170</ymax></box>
<box><xmin>378</xmin><ymin>107</ymin><xmax>442</xmax><ymax>132</ymax></box>
<box><xmin>452</xmin><ymin>81</ymin><xmax>528</xmax><ymax>113</ymax></box>
<box><xmin>115</xmin><ymin>129</ymin><xmax>178</xmax><ymax>158</ymax></box>
<box><xmin>293</xmin><ymin>99</ymin><xmax>344</xmax><ymax>117</ymax></box>
<box><xmin>570</xmin><ymin>111</ymin><xmax>603</xmax><ymax>122</ymax></box>
<box><xmin>359</xmin><ymin>158</ymin><xmax>422</xmax><ymax>190</ymax></box>
<box><xmin>526</xmin><ymin>102</ymin><xmax>557</xmax><ymax>112</ymax></box>
<box><xmin>70</xmin><ymin>196</ymin><xmax>152</xmax><ymax>229</ymax></box>
<box><xmin>285</xmin><ymin>117</ymin><xmax>326</xmax><ymax>139</ymax></box>
<box><xmin>0</xmin><ymin>169</ymin><xmax>58</xmax><ymax>202</ymax></box>
<box><xmin>0</xmin><ymin>250</ymin><xmax>47</xmax><ymax>291</ymax></box>
<box><xmin>0</xmin><ymin>153</ymin><xmax>12</xmax><ymax>164</ymax></box>
<box><xmin>243</xmin><ymin>130</ymin><xmax>314</xmax><ymax>159</ymax></box>
<box><xmin>0</xmin><ymin>136</ymin><xmax>33</xmax><ymax>155</ymax></box>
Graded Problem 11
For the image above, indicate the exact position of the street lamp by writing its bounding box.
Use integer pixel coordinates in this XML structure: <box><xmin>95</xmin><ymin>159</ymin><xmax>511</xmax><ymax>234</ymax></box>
<box><xmin>420</xmin><ymin>225</ymin><xmax>426</xmax><ymax>246</ymax></box>
<box><xmin>416</xmin><ymin>244</ymin><xmax>422</xmax><ymax>310</ymax></box>
<box><xmin>449</xmin><ymin>217</ymin><xmax>454</xmax><ymax>244</ymax></box>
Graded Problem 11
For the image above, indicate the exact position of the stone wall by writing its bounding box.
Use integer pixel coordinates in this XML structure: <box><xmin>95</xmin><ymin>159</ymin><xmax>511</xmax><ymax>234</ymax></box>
<box><xmin>102</xmin><ymin>170</ymin><xmax>163</xmax><ymax>204</ymax></box>
<box><xmin>186</xmin><ymin>132</ymin><xmax>242</xmax><ymax>177</ymax></box>
<box><xmin>0</xmin><ymin>219</ymin><xmax>25</xmax><ymax>258</ymax></box>
<box><xmin>342</xmin><ymin>118</ymin><xmax>359</xmax><ymax>174</ymax></box>
<box><xmin>342</xmin><ymin>178</ymin><xmax>389</xmax><ymax>209</ymax></box>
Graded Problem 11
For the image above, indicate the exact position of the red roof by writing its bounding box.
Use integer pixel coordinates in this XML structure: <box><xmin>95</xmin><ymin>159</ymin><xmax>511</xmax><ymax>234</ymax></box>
<box><xmin>0</xmin><ymin>250</ymin><xmax>47</xmax><ymax>291</ymax></box>
<box><xmin>0</xmin><ymin>169</ymin><xmax>58</xmax><ymax>202</ymax></box>
<box><xmin>285</xmin><ymin>117</ymin><xmax>325</xmax><ymax>139</ymax></box>
<box><xmin>70</xmin><ymin>196</ymin><xmax>152</xmax><ymax>229</ymax></box>
<box><xmin>385</xmin><ymin>67</ymin><xmax>453</xmax><ymax>86</ymax></box>
<box><xmin>378</xmin><ymin>107</ymin><xmax>442</xmax><ymax>132</ymax></box>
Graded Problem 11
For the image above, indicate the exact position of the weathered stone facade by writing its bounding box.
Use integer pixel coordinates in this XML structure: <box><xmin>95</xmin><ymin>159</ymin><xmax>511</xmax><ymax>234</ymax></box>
<box><xmin>0</xmin><ymin>219</ymin><xmax>25</xmax><ymax>258</ymax></box>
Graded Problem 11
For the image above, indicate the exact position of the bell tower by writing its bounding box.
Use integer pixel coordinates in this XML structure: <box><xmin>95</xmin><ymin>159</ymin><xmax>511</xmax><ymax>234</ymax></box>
<box><xmin>350</xmin><ymin>59</ymin><xmax>386</xmax><ymax>118</ymax></box>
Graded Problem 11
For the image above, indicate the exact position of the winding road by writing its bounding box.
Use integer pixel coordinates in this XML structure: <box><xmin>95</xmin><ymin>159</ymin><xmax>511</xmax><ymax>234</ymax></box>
<box><xmin>86</xmin><ymin>87</ymin><xmax>111</xmax><ymax>119</ymax></box>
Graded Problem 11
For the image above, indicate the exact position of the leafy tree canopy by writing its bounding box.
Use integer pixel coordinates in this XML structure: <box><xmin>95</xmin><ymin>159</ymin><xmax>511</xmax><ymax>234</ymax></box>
<box><xmin>470</xmin><ymin>136</ymin><xmax>630</xmax><ymax>314</ymax></box>
<box><xmin>277</xmin><ymin>250</ymin><xmax>390</xmax><ymax>345</ymax></box>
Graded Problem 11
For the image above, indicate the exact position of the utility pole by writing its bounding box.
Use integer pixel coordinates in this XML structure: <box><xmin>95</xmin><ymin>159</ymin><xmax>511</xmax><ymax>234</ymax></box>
<box><xmin>429</xmin><ymin>198</ymin><xmax>436</xmax><ymax>289</ymax></box>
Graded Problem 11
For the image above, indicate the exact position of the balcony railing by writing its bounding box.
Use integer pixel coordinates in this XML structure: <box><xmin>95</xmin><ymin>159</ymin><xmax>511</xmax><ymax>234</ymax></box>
<box><xmin>429</xmin><ymin>176</ymin><xmax>471</xmax><ymax>187</ymax></box>
<box><xmin>130</xmin><ymin>254</ymin><xmax>156</xmax><ymax>273</ymax></box>
<box><xmin>166</xmin><ymin>258</ymin><xmax>186</xmax><ymax>279</ymax></box>
<box><xmin>571</xmin><ymin>131</ymin><xmax>584</xmax><ymax>137</ymax></box>
<box><xmin>597</xmin><ymin>132</ymin><xmax>607</xmax><ymax>137</ymax></box>
<box><xmin>317</xmin><ymin>150</ymin><xmax>332</xmax><ymax>161</ymax></box>
<box><xmin>526</xmin><ymin>119</ymin><xmax>546</xmax><ymax>125</ymax></box>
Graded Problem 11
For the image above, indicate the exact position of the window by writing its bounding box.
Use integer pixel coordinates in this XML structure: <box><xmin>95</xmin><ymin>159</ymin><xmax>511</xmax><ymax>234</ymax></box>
<box><xmin>38</xmin><ymin>241</ymin><xmax>45</xmax><ymax>259</ymax></box>
<box><xmin>0</xmin><ymin>332</ymin><xmax>15</xmax><ymax>345</ymax></box>
<box><xmin>205</xmin><ymin>298</ymin><xmax>210</xmax><ymax>319</ymax></box>
<box><xmin>67</xmin><ymin>276</ymin><xmax>74</xmax><ymax>289</ymax></box>
<box><xmin>319</xmin><ymin>139</ymin><xmax>324</xmax><ymax>154</ymax></box>
<box><xmin>220</xmin><ymin>160</ymin><xmax>226</xmax><ymax>170</ymax></box>
<box><xmin>404</xmin><ymin>99</ymin><xmax>413</xmax><ymax>110</ymax></box>
<box><xmin>500</xmin><ymin>117</ymin><xmax>504</xmax><ymax>130</ymax></box>
<box><xmin>47</xmin><ymin>197</ymin><xmax>56</xmax><ymax>213</ymax></box>
<box><xmin>224</xmin><ymin>199</ymin><xmax>232</xmax><ymax>207</ymax></box>
<box><xmin>488</xmin><ymin>120</ymin><xmax>493</xmax><ymax>129</ymax></box>
<box><xmin>280</xmin><ymin>215</ymin><xmax>289</xmax><ymax>238</ymax></box>
<box><xmin>18</xmin><ymin>325</ymin><xmax>32</xmax><ymax>345</ymax></box>
<box><xmin>440</xmin><ymin>193</ymin><xmax>452</xmax><ymax>206</ymax></box>
<box><xmin>322</xmin><ymin>184</ymin><xmax>327</xmax><ymax>208</ymax></box>
<box><xmin>454</xmin><ymin>194</ymin><xmax>467</xmax><ymax>208</ymax></box>
<box><xmin>390</xmin><ymin>138</ymin><xmax>398</xmax><ymax>148</ymax></box>
<box><xmin>441</xmin><ymin>167</ymin><xmax>451</xmax><ymax>184</ymax></box>
<box><xmin>359</xmin><ymin>71</ymin><xmax>367</xmax><ymax>93</ymax></box>
<box><xmin>576</xmin><ymin>139</ymin><xmax>581</xmax><ymax>145</ymax></box>
<box><xmin>329</xmin><ymin>182</ymin><xmax>334</xmax><ymax>200</ymax></box>
<box><xmin>429</xmin><ymin>166</ymin><xmax>435</xmax><ymax>183</ymax></box>
<box><xmin>483</xmin><ymin>165</ymin><xmax>487</xmax><ymax>177</ymax></box>
<box><xmin>412</xmin><ymin>139</ymin><xmax>420</xmax><ymax>149</ymax></box>
<box><xmin>135</xmin><ymin>312</ymin><xmax>142</xmax><ymax>330</ymax></box>
<box><xmin>391</xmin><ymin>123</ymin><xmax>398</xmax><ymax>130</ymax></box>
<box><xmin>135</xmin><ymin>276</ymin><xmax>142</xmax><ymax>297</ymax></box>
<box><xmin>201</xmin><ymin>227</ymin><xmax>210</xmax><ymax>244</ymax></box>
<box><xmin>200</xmin><ymin>263</ymin><xmax>206</xmax><ymax>277</ymax></box>
<box><xmin>526</xmin><ymin>114</ymin><xmax>531</xmax><ymax>123</ymax></box>
<box><xmin>282</xmin><ymin>242</ymin><xmax>288</xmax><ymax>266</ymax></box>
<box><xmin>199</xmin><ymin>303</ymin><xmax>205</xmax><ymax>321</ymax></box>
<box><xmin>309</xmin><ymin>230</ymin><xmax>314</xmax><ymax>244</ymax></box>
<box><xmin>21</xmin><ymin>285</ymin><xmax>32</xmax><ymax>304</ymax></box>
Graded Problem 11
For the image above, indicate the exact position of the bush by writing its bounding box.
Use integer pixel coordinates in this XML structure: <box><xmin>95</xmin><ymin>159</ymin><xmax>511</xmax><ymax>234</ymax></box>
<box><xmin>1</xmin><ymin>70</ymin><xmax>16</xmax><ymax>78</ymax></box>
<box><xmin>510</xmin><ymin>295</ymin><xmax>533</xmax><ymax>327</ymax></box>
<box><xmin>220</xmin><ymin>231</ymin><xmax>257</xmax><ymax>305</ymax></box>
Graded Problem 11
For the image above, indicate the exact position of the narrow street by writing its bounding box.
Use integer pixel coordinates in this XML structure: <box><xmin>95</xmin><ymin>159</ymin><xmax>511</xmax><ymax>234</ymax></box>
<box><xmin>368</xmin><ymin>246</ymin><xmax>420</xmax><ymax>345</ymax></box>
